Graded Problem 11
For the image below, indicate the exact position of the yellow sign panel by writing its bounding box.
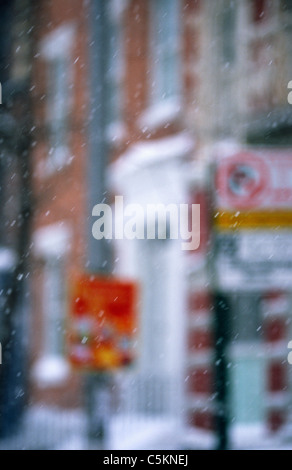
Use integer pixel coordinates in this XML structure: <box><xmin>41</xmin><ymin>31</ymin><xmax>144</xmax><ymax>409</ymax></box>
<box><xmin>214</xmin><ymin>210</ymin><xmax>292</xmax><ymax>231</ymax></box>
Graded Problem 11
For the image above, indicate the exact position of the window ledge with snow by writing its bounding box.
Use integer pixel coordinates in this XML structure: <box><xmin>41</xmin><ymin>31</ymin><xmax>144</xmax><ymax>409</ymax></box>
<box><xmin>45</xmin><ymin>146</ymin><xmax>73</xmax><ymax>177</ymax></box>
<box><xmin>32</xmin><ymin>355</ymin><xmax>70</xmax><ymax>388</ymax></box>
<box><xmin>138</xmin><ymin>98</ymin><xmax>182</xmax><ymax>132</ymax></box>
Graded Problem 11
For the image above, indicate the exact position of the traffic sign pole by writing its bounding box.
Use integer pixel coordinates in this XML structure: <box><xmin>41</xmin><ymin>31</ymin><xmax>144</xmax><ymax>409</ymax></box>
<box><xmin>214</xmin><ymin>293</ymin><xmax>230</xmax><ymax>450</ymax></box>
<box><xmin>86</xmin><ymin>0</ymin><xmax>111</xmax><ymax>449</ymax></box>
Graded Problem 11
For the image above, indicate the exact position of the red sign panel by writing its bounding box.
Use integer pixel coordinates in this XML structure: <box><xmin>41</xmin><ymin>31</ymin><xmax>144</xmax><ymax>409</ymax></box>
<box><xmin>216</xmin><ymin>150</ymin><xmax>292</xmax><ymax>210</ymax></box>
<box><xmin>68</xmin><ymin>275</ymin><xmax>138</xmax><ymax>371</ymax></box>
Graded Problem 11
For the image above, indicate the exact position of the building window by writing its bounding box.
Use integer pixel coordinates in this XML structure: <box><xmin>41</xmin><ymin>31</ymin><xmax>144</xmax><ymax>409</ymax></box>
<box><xmin>43</xmin><ymin>257</ymin><xmax>66</xmax><ymax>357</ymax></box>
<box><xmin>106</xmin><ymin>1</ymin><xmax>124</xmax><ymax>127</ymax></box>
<box><xmin>46</xmin><ymin>56</ymin><xmax>70</xmax><ymax>170</ymax></box>
<box><xmin>236</xmin><ymin>1</ymin><xmax>281</xmax><ymax>116</ymax></box>
<box><xmin>221</xmin><ymin>3</ymin><xmax>236</xmax><ymax>65</ymax></box>
<box><xmin>32</xmin><ymin>223</ymin><xmax>71</xmax><ymax>386</ymax></box>
<box><xmin>229</xmin><ymin>294</ymin><xmax>266</xmax><ymax>429</ymax></box>
<box><xmin>150</xmin><ymin>0</ymin><xmax>180</xmax><ymax>104</ymax></box>
<box><xmin>212</xmin><ymin>1</ymin><xmax>238</xmax><ymax>136</ymax></box>
<box><xmin>41</xmin><ymin>25</ymin><xmax>74</xmax><ymax>172</ymax></box>
<box><xmin>280</xmin><ymin>0</ymin><xmax>292</xmax><ymax>80</ymax></box>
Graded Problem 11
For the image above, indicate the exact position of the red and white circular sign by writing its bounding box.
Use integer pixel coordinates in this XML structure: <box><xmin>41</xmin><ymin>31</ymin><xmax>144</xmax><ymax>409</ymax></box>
<box><xmin>216</xmin><ymin>152</ymin><xmax>271</xmax><ymax>209</ymax></box>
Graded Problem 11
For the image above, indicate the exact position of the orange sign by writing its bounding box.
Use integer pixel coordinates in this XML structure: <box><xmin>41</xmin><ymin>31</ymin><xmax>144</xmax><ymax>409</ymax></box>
<box><xmin>68</xmin><ymin>275</ymin><xmax>138</xmax><ymax>371</ymax></box>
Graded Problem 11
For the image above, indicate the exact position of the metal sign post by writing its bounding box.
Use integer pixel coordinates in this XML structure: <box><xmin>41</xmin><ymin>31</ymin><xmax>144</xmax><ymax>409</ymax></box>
<box><xmin>86</xmin><ymin>0</ymin><xmax>111</xmax><ymax>449</ymax></box>
<box><xmin>213</xmin><ymin>293</ymin><xmax>230</xmax><ymax>451</ymax></box>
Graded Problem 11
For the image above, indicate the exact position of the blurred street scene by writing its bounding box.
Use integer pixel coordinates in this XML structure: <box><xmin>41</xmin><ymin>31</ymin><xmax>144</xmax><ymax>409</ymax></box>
<box><xmin>0</xmin><ymin>0</ymin><xmax>292</xmax><ymax>450</ymax></box>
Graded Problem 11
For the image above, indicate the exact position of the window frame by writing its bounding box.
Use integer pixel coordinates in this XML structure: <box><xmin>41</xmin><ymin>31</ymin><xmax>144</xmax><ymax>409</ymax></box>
<box><xmin>106</xmin><ymin>0</ymin><xmax>126</xmax><ymax>144</ymax></box>
<box><xmin>148</xmin><ymin>0</ymin><xmax>182</xmax><ymax>107</ymax></box>
<box><xmin>41</xmin><ymin>24</ymin><xmax>75</xmax><ymax>174</ymax></box>
<box><xmin>32</xmin><ymin>223</ymin><xmax>71</xmax><ymax>387</ymax></box>
<box><xmin>42</xmin><ymin>255</ymin><xmax>66</xmax><ymax>358</ymax></box>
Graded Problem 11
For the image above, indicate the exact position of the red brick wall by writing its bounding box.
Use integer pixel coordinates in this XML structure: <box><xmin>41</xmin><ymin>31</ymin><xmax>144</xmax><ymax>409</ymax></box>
<box><xmin>30</xmin><ymin>0</ymin><xmax>89</xmax><ymax>407</ymax></box>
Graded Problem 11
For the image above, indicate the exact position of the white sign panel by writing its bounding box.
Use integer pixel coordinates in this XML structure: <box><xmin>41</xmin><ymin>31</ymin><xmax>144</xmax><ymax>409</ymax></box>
<box><xmin>213</xmin><ymin>149</ymin><xmax>292</xmax><ymax>291</ymax></box>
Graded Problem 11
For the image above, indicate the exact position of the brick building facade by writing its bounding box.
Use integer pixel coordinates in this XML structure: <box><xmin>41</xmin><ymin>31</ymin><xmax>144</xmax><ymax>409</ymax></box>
<box><xmin>30</xmin><ymin>0</ymin><xmax>89</xmax><ymax>406</ymax></box>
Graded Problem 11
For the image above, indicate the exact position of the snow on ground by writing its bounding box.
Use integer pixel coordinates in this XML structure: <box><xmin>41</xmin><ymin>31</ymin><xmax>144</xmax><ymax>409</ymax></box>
<box><xmin>0</xmin><ymin>405</ymin><xmax>292</xmax><ymax>450</ymax></box>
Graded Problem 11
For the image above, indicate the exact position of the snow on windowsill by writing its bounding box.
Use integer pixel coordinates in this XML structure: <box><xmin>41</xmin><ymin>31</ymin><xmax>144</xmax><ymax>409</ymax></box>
<box><xmin>0</xmin><ymin>248</ymin><xmax>16</xmax><ymax>271</ymax></box>
<box><xmin>264</xmin><ymin>340</ymin><xmax>288</xmax><ymax>359</ymax></box>
<box><xmin>41</xmin><ymin>23</ymin><xmax>76</xmax><ymax>60</ymax></box>
<box><xmin>261</xmin><ymin>297</ymin><xmax>290</xmax><ymax>317</ymax></box>
<box><xmin>265</xmin><ymin>392</ymin><xmax>290</xmax><ymax>409</ymax></box>
<box><xmin>138</xmin><ymin>98</ymin><xmax>182</xmax><ymax>132</ymax></box>
<box><xmin>43</xmin><ymin>146</ymin><xmax>73</xmax><ymax>178</ymax></box>
<box><xmin>34</xmin><ymin>222</ymin><xmax>71</xmax><ymax>258</ymax></box>
<box><xmin>32</xmin><ymin>355</ymin><xmax>70</xmax><ymax>388</ymax></box>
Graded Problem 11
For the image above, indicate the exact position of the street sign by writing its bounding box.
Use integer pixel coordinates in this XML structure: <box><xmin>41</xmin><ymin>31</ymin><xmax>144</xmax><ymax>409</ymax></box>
<box><xmin>212</xmin><ymin>149</ymin><xmax>292</xmax><ymax>291</ymax></box>
<box><xmin>68</xmin><ymin>275</ymin><xmax>138</xmax><ymax>370</ymax></box>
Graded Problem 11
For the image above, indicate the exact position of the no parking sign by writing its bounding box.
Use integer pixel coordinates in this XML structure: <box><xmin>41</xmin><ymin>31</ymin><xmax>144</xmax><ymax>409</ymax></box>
<box><xmin>213</xmin><ymin>149</ymin><xmax>292</xmax><ymax>290</ymax></box>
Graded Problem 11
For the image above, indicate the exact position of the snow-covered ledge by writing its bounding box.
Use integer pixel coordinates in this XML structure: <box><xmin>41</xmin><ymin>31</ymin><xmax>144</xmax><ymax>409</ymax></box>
<box><xmin>138</xmin><ymin>98</ymin><xmax>182</xmax><ymax>132</ymax></box>
<box><xmin>0</xmin><ymin>247</ymin><xmax>16</xmax><ymax>271</ymax></box>
<box><xmin>32</xmin><ymin>356</ymin><xmax>70</xmax><ymax>388</ymax></box>
<box><xmin>109</xmin><ymin>131</ymin><xmax>194</xmax><ymax>186</ymax></box>
<box><xmin>33</xmin><ymin>222</ymin><xmax>72</xmax><ymax>258</ymax></box>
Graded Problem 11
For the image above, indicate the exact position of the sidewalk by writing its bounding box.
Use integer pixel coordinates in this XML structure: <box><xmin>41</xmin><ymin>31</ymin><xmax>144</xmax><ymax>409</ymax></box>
<box><xmin>0</xmin><ymin>406</ymin><xmax>183</xmax><ymax>450</ymax></box>
<box><xmin>1</xmin><ymin>405</ymin><xmax>291</xmax><ymax>450</ymax></box>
